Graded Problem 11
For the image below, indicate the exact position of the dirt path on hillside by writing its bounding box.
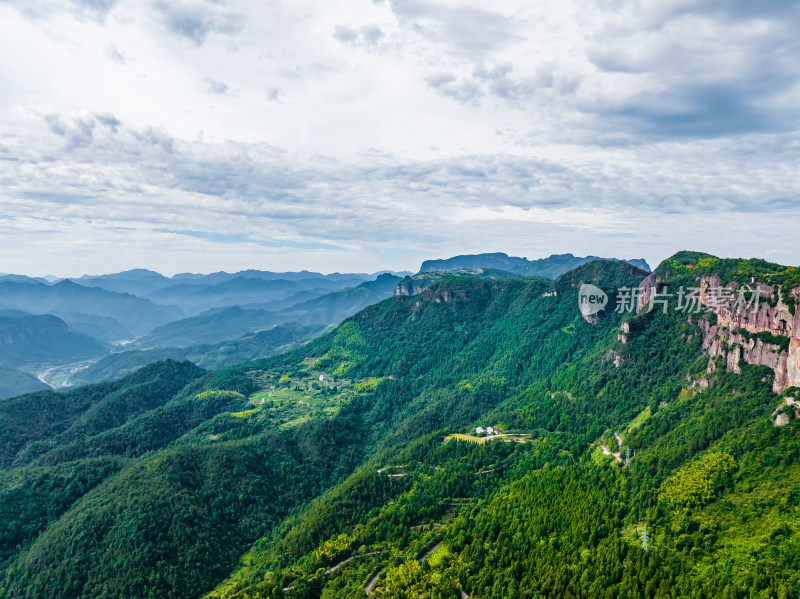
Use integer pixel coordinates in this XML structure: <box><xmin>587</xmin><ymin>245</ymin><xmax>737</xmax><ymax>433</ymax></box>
<box><xmin>365</xmin><ymin>569</ymin><xmax>382</xmax><ymax>595</ymax></box>
<box><xmin>601</xmin><ymin>440</ymin><xmax>622</xmax><ymax>463</ymax></box>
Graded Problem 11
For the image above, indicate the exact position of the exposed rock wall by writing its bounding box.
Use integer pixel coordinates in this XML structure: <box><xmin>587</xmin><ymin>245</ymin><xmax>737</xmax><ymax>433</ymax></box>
<box><xmin>638</xmin><ymin>272</ymin><xmax>799</xmax><ymax>392</ymax></box>
<box><xmin>395</xmin><ymin>277</ymin><xmax>435</xmax><ymax>297</ymax></box>
<box><xmin>637</xmin><ymin>272</ymin><xmax>658</xmax><ymax>312</ymax></box>
<box><xmin>618</xmin><ymin>321</ymin><xmax>630</xmax><ymax>344</ymax></box>
<box><xmin>695</xmin><ymin>278</ymin><xmax>799</xmax><ymax>392</ymax></box>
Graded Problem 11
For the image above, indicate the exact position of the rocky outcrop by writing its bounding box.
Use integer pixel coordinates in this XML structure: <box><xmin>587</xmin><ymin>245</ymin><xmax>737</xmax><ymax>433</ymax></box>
<box><xmin>696</xmin><ymin>280</ymin><xmax>800</xmax><ymax>393</ymax></box>
<box><xmin>422</xmin><ymin>287</ymin><xmax>466</xmax><ymax>304</ymax></box>
<box><xmin>604</xmin><ymin>349</ymin><xmax>624</xmax><ymax>367</ymax></box>
<box><xmin>395</xmin><ymin>276</ymin><xmax>435</xmax><ymax>297</ymax></box>
<box><xmin>788</xmin><ymin>337</ymin><xmax>800</xmax><ymax>390</ymax></box>
<box><xmin>618</xmin><ymin>321</ymin><xmax>630</xmax><ymax>344</ymax></box>
<box><xmin>406</xmin><ymin>285</ymin><xmax>469</xmax><ymax>310</ymax></box>
<box><xmin>637</xmin><ymin>272</ymin><xmax>658</xmax><ymax>312</ymax></box>
<box><xmin>639</xmin><ymin>267</ymin><xmax>799</xmax><ymax>393</ymax></box>
<box><xmin>772</xmin><ymin>397</ymin><xmax>799</xmax><ymax>426</ymax></box>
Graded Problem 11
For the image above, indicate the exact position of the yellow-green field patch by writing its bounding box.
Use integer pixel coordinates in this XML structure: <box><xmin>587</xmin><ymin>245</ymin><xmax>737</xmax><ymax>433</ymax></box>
<box><xmin>229</xmin><ymin>408</ymin><xmax>260</xmax><ymax>418</ymax></box>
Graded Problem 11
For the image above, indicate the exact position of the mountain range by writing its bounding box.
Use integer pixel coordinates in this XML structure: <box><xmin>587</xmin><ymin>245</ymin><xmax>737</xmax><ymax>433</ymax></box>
<box><xmin>1</xmin><ymin>254</ymin><xmax>651</xmax><ymax>398</ymax></box>
<box><xmin>0</xmin><ymin>310</ymin><xmax>106</xmax><ymax>368</ymax></box>
<box><xmin>420</xmin><ymin>252</ymin><xmax>650</xmax><ymax>278</ymax></box>
<box><xmin>0</xmin><ymin>279</ymin><xmax>183</xmax><ymax>338</ymax></box>
<box><xmin>68</xmin><ymin>323</ymin><xmax>322</xmax><ymax>386</ymax></box>
<box><xmin>0</xmin><ymin>269</ymin><xmax>407</xmax><ymax>395</ymax></box>
<box><xmin>0</xmin><ymin>252</ymin><xmax>798</xmax><ymax>598</ymax></box>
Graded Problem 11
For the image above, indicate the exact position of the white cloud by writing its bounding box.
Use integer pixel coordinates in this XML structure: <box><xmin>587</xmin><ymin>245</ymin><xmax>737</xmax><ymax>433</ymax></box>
<box><xmin>0</xmin><ymin>0</ymin><xmax>798</xmax><ymax>276</ymax></box>
<box><xmin>104</xmin><ymin>43</ymin><xmax>127</xmax><ymax>64</ymax></box>
<box><xmin>202</xmin><ymin>77</ymin><xmax>230</xmax><ymax>96</ymax></box>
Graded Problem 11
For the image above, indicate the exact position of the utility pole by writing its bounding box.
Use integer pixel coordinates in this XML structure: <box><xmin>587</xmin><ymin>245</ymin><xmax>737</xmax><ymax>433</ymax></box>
<box><xmin>642</xmin><ymin>525</ymin><xmax>649</xmax><ymax>553</ymax></box>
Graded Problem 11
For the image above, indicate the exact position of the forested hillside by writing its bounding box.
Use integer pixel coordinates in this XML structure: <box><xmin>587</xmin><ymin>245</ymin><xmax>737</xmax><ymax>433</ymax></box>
<box><xmin>1</xmin><ymin>255</ymin><xmax>798</xmax><ymax>599</ymax></box>
<box><xmin>70</xmin><ymin>323</ymin><xmax>322</xmax><ymax>385</ymax></box>
<box><xmin>0</xmin><ymin>310</ymin><xmax>106</xmax><ymax>369</ymax></box>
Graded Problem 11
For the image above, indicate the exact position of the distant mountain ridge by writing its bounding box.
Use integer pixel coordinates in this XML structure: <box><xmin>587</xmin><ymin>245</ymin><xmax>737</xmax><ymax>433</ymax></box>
<box><xmin>143</xmin><ymin>275</ymin><xmax>372</xmax><ymax>316</ymax></box>
<box><xmin>0</xmin><ymin>269</ymin><xmax>404</xmax><ymax>381</ymax></box>
<box><xmin>133</xmin><ymin>274</ymin><xmax>402</xmax><ymax>349</ymax></box>
<box><xmin>0</xmin><ymin>365</ymin><xmax>49</xmax><ymax>400</ymax></box>
<box><xmin>0</xmin><ymin>280</ymin><xmax>184</xmax><ymax>337</ymax></box>
<box><xmin>0</xmin><ymin>310</ymin><xmax>106</xmax><ymax>369</ymax></box>
<box><xmin>69</xmin><ymin>323</ymin><xmax>321</xmax><ymax>386</ymax></box>
<box><xmin>419</xmin><ymin>252</ymin><xmax>650</xmax><ymax>278</ymax></box>
<box><xmin>70</xmin><ymin>268</ymin><xmax>408</xmax><ymax>297</ymax></box>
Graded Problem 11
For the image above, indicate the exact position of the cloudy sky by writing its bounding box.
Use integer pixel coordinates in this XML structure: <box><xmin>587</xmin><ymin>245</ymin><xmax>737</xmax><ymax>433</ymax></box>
<box><xmin>1</xmin><ymin>0</ymin><xmax>798</xmax><ymax>276</ymax></box>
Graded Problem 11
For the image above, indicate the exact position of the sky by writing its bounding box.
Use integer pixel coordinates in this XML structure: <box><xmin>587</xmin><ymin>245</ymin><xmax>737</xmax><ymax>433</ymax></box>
<box><xmin>0</xmin><ymin>0</ymin><xmax>798</xmax><ymax>276</ymax></box>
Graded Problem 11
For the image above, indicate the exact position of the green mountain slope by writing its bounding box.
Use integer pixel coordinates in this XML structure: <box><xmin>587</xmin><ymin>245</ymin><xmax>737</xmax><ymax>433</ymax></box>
<box><xmin>0</xmin><ymin>365</ymin><xmax>49</xmax><ymax>400</ymax></box>
<box><xmin>0</xmin><ymin>310</ymin><xmax>107</xmax><ymax>369</ymax></box>
<box><xmin>1</xmin><ymin>255</ymin><xmax>799</xmax><ymax>599</ymax></box>
<box><xmin>70</xmin><ymin>323</ymin><xmax>322</xmax><ymax>385</ymax></box>
<box><xmin>133</xmin><ymin>275</ymin><xmax>401</xmax><ymax>349</ymax></box>
<box><xmin>394</xmin><ymin>268</ymin><xmax>519</xmax><ymax>297</ymax></box>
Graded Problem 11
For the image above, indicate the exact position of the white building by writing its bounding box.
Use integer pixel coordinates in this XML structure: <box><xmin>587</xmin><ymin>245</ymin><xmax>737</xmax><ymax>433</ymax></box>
<box><xmin>486</xmin><ymin>427</ymin><xmax>495</xmax><ymax>435</ymax></box>
<box><xmin>475</xmin><ymin>427</ymin><xmax>485</xmax><ymax>435</ymax></box>
<box><xmin>319</xmin><ymin>374</ymin><xmax>326</xmax><ymax>381</ymax></box>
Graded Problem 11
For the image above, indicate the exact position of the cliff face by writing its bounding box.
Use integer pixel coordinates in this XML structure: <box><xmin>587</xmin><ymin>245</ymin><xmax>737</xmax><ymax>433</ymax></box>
<box><xmin>697</xmin><ymin>276</ymin><xmax>799</xmax><ymax>393</ymax></box>
<box><xmin>638</xmin><ymin>273</ymin><xmax>800</xmax><ymax>393</ymax></box>
<box><xmin>394</xmin><ymin>277</ymin><xmax>435</xmax><ymax>297</ymax></box>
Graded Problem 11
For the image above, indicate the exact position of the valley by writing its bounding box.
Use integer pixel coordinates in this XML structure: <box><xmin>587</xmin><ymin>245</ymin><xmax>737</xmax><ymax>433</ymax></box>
<box><xmin>4</xmin><ymin>2</ymin><xmax>797</xmax><ymax>596</ymax></box>
<box><xmin>0</xmin><ymin>253</ymin><xmax>797</xmax><ymax>598</ymax></box>
<box><xmin>36</xmin><ymin>358</ymin><xmax>102</xmax><ymax>389</ymax></box>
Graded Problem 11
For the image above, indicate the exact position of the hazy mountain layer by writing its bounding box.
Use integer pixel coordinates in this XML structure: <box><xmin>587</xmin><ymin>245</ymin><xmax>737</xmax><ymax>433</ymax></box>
<box><xmin>0</xmin><ymin>310</ymin><xmax>106</xmax><ymax>369</ymax></box>
<box><xmin>134</xmin><ymin>275</ymin><xmax>402</xmax><ymax>349</ymax></box>
<box><xmin>420</xmin><ymin>251</ymin><xmax>651</xmax><ymax>278</ymax></box>
<box><xmin>0</xmin><ymin>280</ymin><xmax>184</xmax><ymax>337</ymax></box>
<box><xmin>70</xmin><ymin>323</ymin><xmax>322</xmax><ymax>386</ymax></box>
<box><xmin>0</xmin><ymin>365</ymin><xmax>49</xmax><ymax>400</ymax></box>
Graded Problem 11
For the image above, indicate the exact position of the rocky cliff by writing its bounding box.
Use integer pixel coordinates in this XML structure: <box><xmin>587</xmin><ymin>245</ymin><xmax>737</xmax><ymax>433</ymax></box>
<box><xmin>394</xmin><ymin>269</ymin><xmax>518</xmax><ymax>298</ymax></box>
<box><xmin>395</xmin><ymin>276</ymin><xmax>435</xmax><ymax>297</ymax></box>
<box><xmin>638</xmin><ymin>273</ymin><xmax>800</xmax><ymax>394</ymax></box>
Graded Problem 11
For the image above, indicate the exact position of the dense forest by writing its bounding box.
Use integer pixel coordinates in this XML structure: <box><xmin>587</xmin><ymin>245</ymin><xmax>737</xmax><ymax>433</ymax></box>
<box><xmin>0</xmin><ymin>254</ymin><xmax>798</xmax><ymax>598</ymax></box>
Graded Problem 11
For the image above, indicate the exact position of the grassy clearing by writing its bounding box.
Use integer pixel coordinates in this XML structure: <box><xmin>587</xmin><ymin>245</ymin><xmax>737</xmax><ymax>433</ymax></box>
<box><xmin>502</xmin><ymin>435</ymin><xmax>534</xmax><ymax>443</ymax></box>
<box><xmin>425</xmin><ymin>543</ymin><xmax>450</xmax><ymax>567</ymax></box>
<box><xmin>280</xmin><ymin>415</ymin><xmax>311</xmax><ymax>430</ymax></box>
<box><xmin>444</xmin><ymin>433</ymin><xmax>533</xmax><ymax>445</ymax></box>
<box><xmin>627</xmin><ymin>406</ymin><xmax>651</xmax><ymax>433</ymax></box>
<box><xmin>270</xmin><ymin>388</ymin><xmax>311</xmax><ymax>403</ymax></box>
<box><xmin>445</xmin><ymin>434</ymin><xmax>491</xmax><ymax>444</ymax></box>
